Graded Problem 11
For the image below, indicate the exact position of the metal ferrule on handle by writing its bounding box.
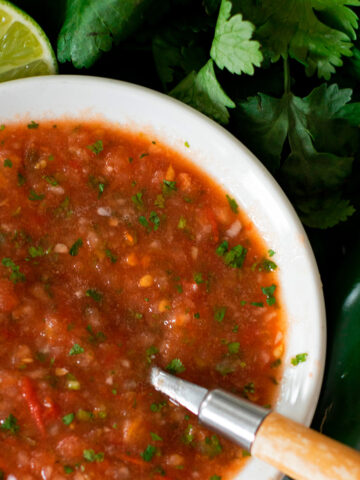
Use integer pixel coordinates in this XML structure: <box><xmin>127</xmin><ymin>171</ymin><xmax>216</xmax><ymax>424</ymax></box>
<box><xmin>199</xmin><ymin>389</ymin><xmax>270</xmax><ymax>452</ymax></box>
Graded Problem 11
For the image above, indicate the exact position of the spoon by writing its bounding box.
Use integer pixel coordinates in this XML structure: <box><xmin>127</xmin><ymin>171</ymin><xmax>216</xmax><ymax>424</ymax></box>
<box><xmin>150</xmin><ymin>367</ymin><xmax>360</xmax><ymax>480</ymax></box>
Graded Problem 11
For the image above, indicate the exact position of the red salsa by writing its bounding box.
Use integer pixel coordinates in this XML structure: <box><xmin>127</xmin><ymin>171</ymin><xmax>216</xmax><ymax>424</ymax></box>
<box><xmin>0</xmin><ymin>121</ymin><xmax>284</xmax><ymax>480</ymax></box>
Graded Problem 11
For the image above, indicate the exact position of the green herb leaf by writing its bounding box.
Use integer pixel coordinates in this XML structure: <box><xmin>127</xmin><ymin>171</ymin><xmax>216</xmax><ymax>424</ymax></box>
<box><xmin>69</xmin><ymin>238</ymin><xmax>83</xmax><ymax>256</ymax></box>
<box><xmin>214</xmin><ymin>306</ymin><xmax>226</xmax><ymax>322</ymax></box>
<box><xmin>64</xmin><ymin>465</ymin><xmax>74</xmax><ymax>474</ymax></box>
<box><xmin>28</xmin><ymin>189</ymin><xmax>45</xmax><ymax>201</ymax></box>
<box><xmin>216</xmin><ymin>240</ymin><xmax>228</xmax><ymax>256</ymax></box>
<box><xmin>291</xmin><ymin>353</ymin><xmax>308</xmax><ymax>366</ymax></box>
<box><xmin>27</xmin><ymin>120</ymin><xmax>39</xmax><ymax>129</ymax></box>
<box><xmin>228</xmin><ymin>342</ymin><xmax>240</xmax><ymax>354</ymax></box>
<box><xmin>43</xmin><ymin>175</ymin><xmax>58</xmax><ymax>186</ymax></box>
<box><xmin>261</xmin><ymin>284</ymin><xmax>277</xmax><ymax>306</ymax></box>
<box><xmin>150</xmin><ymin>432</ymin><xmax>163</xmax><ymax>441</ymax></box>
<box><xmin>1</xmin><ymin>258</ymin><xmax>25</xmax><ymax>283</ymax></box>
<box><xmin>105</xmin><ymin>248</ymin><xmax>117</xmax><ymax>263</ymax></box>
<box><xmin>69</xmin><ymin>343</ymin><xmax>84</xmax><ymax>356</ymax></box>
<box><xmin>28</xmin><ymin>246</ymin><xmax>45</xmax><ymax>258</ymax></box>
<box><xmin>140</xmin><ymin>444</ymin><xmax>156</xmax><ymax>462</ymax></box>
<box><xmin>166</xmin><ymin>358</ymin><xmax>185</xmax><ymax>374</ymax></box>
<box><xmin>225</xmin><ymin>194</ymin><xmax>238</xmax><ymax>213</ymax></box>
<box><xmin>1</xmin><ymin>414</ymin><xmax>19</xmax><ymax>434</ymax></box>
<box><xmin>131</xmin><ymin>191</ymin><xmax>144</xmax><ymax>209</ymax></box>
<box><xmin>162</xmin><ymin>179</ymin><xmax>177</xmax><ymax>194</ymax></box>
<box><xmin>139</xmin><ymin>215</ymin><xmax>151</xmax><ymax>232</ymax></box>
<box><xmin>86</xmin><ymin>289</ymin><xmax>103</xmax><ymax>302</ymax></box>
<box><xmin>193</xmin><ymin>272</ymin><xmax>204</xmax><ymax>284</ymax></box>
<box><xmin>210</xmin><ymin>0</ymin><xmax>262</xmax><ymax>75</ymax></box>
<box><xmin>171</xmin><ymin>59</ymin><xmax>235</xmax><ymax>125</ymax></box>
<box><xmin>62</xmin><ymin>413</ymin><xmax>75</xmax><ymax>425</ymax></box>
<box><xmin>3</xmin><ymin>158</ymin><xmax>12</xmax><ymax>168</ymax></box>
<box><xmin>241</xmin><ymin>1</ymin><xmax>356</xmax><ymax>79</ymax></box>
<box><xmin>150</xmin><ymin>401</ymin><xmax>167</xmax><ymax>412</ymax></box>
<box><xmin>178</xmin><ymin>216</ymin><xmax>187</xmax><ymax>229</ymax></box>
<box><xmin>154</xmin><ymin>194</ymin><xmax>165</xmax><ymax>208</ymax></box>
<box><xmin>87</xmin><ymin>140</ymin><xmax>103</xmax><ymax>155</ymax></box>
<box><xmin>83</xmin><ymin>449</ymin><xmax>104</xmax><ymax>462</ymax></box>
<box><xmin>149</xmin><ymin>211</ymin><xmax>160</xmax><ymax>231</ymax></box>
<box><xmin>202</xmin><ymin>434</ymin><xmax>223</xmax><ymax>458</ymax></box>
<box><xmin>224</xmin><ymin>245</ymin><xmax>247</xmax><ymax>268</ymax></box>
<box><xmin>57</xmin><ymin>0</ymin><xmax>153</xmax><ymax>68</ymax></box>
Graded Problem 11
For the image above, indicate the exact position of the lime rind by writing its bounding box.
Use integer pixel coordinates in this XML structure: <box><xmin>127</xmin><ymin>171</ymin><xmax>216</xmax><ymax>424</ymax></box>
<box><xmin>0</xmin><ymin>0</ymin><xmax>57</xmax><ymax>81</ymax></box>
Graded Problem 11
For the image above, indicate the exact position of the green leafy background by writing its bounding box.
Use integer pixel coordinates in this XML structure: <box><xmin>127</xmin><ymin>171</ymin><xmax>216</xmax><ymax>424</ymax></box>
<box><xmin>10</xmin><ymin>0</ymin><xmax>360</xmax><ymax>468</ymax></box>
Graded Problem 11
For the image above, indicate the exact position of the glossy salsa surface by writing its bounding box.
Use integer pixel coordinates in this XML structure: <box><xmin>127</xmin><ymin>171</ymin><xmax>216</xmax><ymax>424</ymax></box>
<box><xmin>0</xmin><ymin>120</ymin><xmax>284</xmax><ymax>480</ymax></box>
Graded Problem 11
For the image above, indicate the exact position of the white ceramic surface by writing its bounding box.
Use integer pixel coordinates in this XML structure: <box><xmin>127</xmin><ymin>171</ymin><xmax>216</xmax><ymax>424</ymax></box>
<box><xmin>0</xmin><ymin>75</ymin><xmax>326</xmax><ymax>480</ymax></box>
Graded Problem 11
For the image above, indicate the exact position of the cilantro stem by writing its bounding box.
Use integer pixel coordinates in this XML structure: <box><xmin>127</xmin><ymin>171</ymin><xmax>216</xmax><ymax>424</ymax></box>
<box><xmin>284</xmin><ymin>57</ymin><xmax>290</xmax><ymax>94</ymax></box>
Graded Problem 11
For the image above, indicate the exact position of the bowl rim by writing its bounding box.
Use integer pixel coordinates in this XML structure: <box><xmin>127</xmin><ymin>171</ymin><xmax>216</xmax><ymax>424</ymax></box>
<box><xmin>0</xmin><ymin>75</ymin><xmax>326</xmax><ymax>480</ymax></box>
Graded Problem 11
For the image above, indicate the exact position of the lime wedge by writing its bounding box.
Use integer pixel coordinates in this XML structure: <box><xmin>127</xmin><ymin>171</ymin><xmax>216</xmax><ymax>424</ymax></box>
<box><xmin>0</xmin><ymin>0</ymin><xmax>57</xmax><ymax>82</ymax></box>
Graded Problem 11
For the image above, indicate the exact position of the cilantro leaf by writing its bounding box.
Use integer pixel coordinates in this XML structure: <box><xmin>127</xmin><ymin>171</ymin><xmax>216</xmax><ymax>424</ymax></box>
<box><xmin>58</xmin><ymin>0</ymin><xmax>154</xmax><ymax>68</ymax></box>
<box><xmin>241</xmin><ymin>0</ymin><xmax>357</xmax><ymax>79</ymax></box>
<box><xmin>69</xmin><ymin>343</ymin><xmax>84</xmax><ymax>356</ymax></box>
<box><xmin>141</xmin><ymin>444</ymin><xmax>156</xmax><ymax>462</ymax></box>
<box><xmin>166</xmin><ymin>358</ymin><xmax>185</xmax><ymax>374</ymax></box>
<box><xmin>171</xmin><ymin>59</ymin><xmax>235</xmax><ymax>124</ymax></box>
<box><xmin>210</xmin><ymin>0</ymin><xmax>262</xmax><ymax>75</ymax></box>
<box><xmin>1</xmin><ymin>414</ymin><xmax>19</xmax><ymax>434</ymax></box>
<box><xmin>291</xmin><ymin>352</ymin><xmax>308</xmax><ymax>366</ymax></box>
<box><xmin>237</xmin><ymin>84</ymin><xmax>357</xmax><ymax>227</ymax></box>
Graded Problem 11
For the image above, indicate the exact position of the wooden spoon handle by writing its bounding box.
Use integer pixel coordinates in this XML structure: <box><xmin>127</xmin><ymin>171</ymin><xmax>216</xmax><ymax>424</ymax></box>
<box><xmin>252</xmin><ymin>412</ymin><xmax>360</xmax><ymax>480</ymax></box>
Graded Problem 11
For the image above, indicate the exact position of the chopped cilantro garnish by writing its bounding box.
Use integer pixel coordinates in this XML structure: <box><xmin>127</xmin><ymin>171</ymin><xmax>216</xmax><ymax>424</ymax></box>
<box><xmin>203</xmin><ymin>435</ymin><xmax>222</xmax><ymax>458</ymax></box>
<box><xmin>154</xmin><ymin>194</ymin><xmax>165</xmax><ymax>208</ymax></box>
<box><xmin>62</xmin><ymin>413</ymin><xmax>75</xmax><ymax>425</ymax></box>
<box><xmin>150</xmin><ymin>432</ymin><xmax>163</xmax><ymax>441</ymax></box>
<box><xmin>43</xmin><ymin>175</ymin><xmax>58</xmax><ymax>186</ymax></box>
<box><xmin>0</xmin><ymin>124</ymin><xmax>5</xmax><ymax>131</ymax></box>
<box><xmin>210</xmin><ymin>476</ymin><xmax>222</xmax><ymax>480</ymax></box>
<box><xmin>149</xmin><ymin>211</ymin><xmax>160</xmax><ymax>231</ymax></box>
<box><xmin>131</xmin><ymin>191</ymin><xmax>144</xmax><ymax>209</ymax></box>
<box><xmin>242</xmin><ymin>450</ymin><xmax>251</xmax><ymax>457</ymax></box>
<box><xmin>214</xmin><ymin>306</ymin><xmax>226</xmax><ymax>322</ymax></box>
<box><xmin>28</xmin><ymin>246</ymin><xmax>45</xmax><ymax>258</ymax></box>
<box><xmin>216</xmin><ymin>240</ymin><xmax>228</xmax><ymax>256</ymax></box>
<box><xmin>194</xmin><ymin>312</ymin><xmax>200</xmax><ymax>319</ymax></box>
<box><xmin>28</xmin><ymin>189</ymin><xmax>45</xmax><ymax>201</ymax></box>
<box><xmin>162</xmin><ymin>179</ymin><xmax>177</xmax><ymax>194</ymax></box>
<box><xmin>251</xmin><ymin>302</ymin><xmax>264</xmax><ymax>307</ymax></box>
<box><xmin>226</xmin><ymin>194</ymin><xmax>238</xmax><ymax>213</ymax></box>
<box><xmin>87</xmin><ymin>140</ymin><xmax>103</xmax><ymax>155</ymax></box>
<box><xmin>176</xmin><ymin>283</ymin><xmax>183</xmax><ymax>293</ymax></box>
<box><xmin>17</xmin><ymin>173</ymin><xmax>26</xmax><ymax>186</ymax></box>
<box><xmin>69</xmin><ymin>343</ymin><xmax>84</xmax><ymax>356</ymax></box>
<box><xmin>86</xmin><ymin>289</ymin><xmax>103</xmax><ymax>302</ymax></box>
<box><xmin>228</xmin><ymin>342</ymin><xmax>240</xmax><ymax>354</ymax></box>
<box><xmin>98</xmin><ymin>182</ymin><xmax>105</xmax><ymax>197</ymax></box>
<box><xmin>3</xmin><ymin>158</ymin><xmax>12</xmax><ymax>168</ymax></box>
<box><xmin>271</xmin><ymin>358</ymin><xmax>282</xmax><ymax>368</ymax></box>
<box><xmin>69</xmin><ymin>238</ymin><xmax>83</xmax><ymax>256</ymax></box>
<box><xmin>141</xmin><ymin>444</ymin><xmax>156</xmax><ymax>462</ymax></box>
<box><xmin>1</xmin><ymin>258</ymin><xmax>25</xmax><ymax>283</ymax></box>
<box><xmin>243</xmin><ymin>382</ymin><xmax>255</xmax><ymax>396</ymax></box>
<box><xmin>146</xmin><ymin>345</ymin><xmax>159</xmax><ymax>363</ymax></box>
<box><xmin>83</xmin><ymin>449</ymin><xmax>104</xmax><ymax>462</ymax></box>
<box><xmin>193</xmin><ymin>272</ymin><xmax>204</xmax><ymax>284</ymax></box>
<box><xmin>182</xmin><ymin>424</ymin><xmax>194</xmax><ymax>444</ymax></box>
<box><xmin>232</xmin><ymin>325</ymin><xmax>239</xmax><ymax>332</ymax></box>
<box><xmin>150</xmin><ymin>401</ymin><xmax>167</xmax><ymax>412</ymax></box>
<box><xmin>260</xmin><ymin>259</ymin><xmax>277</xmax><ymax>272</ymax></box>
<box><xmin>268</xmin><ymin>249</ymin><xmax>275</xmax><ymax>257</ymax></box>
<box><xmin>224</xmin><ymin>245</ymin><xmax>247</xmax><ymax>268</ymax></box>
<box><xmin>261</xmin><ymin>284</ymin><xmax>276</xmax><ymax>305</ymax></box>
<box><xmin>140</xmin><ymin>152</ymin><xmax>149</xmax><ymax>158</ymax></box>
<box><xmin>139</xmin><ymin>215</ymin><xmax>151</xmax><ymax>232</ymax></box>
<box><xmin>166</xmin><ymin>358</ymin><xmax>185</xmax><ymax>374</ymax></box>
<box><xmin>128</xmin><ymin>157</ymin><xmax>133</xmax><ymax>163</ymax></box>
<box><xmin>1</xmin><ymin>414</ymin><xmax>19</xmax><ymax>434</ymax></box>
<box><xmin>291</xmin><ymin>353</ymin><xmax>308</xmax><ymax>366</ymax></box>
<box><xmin>105</xmin><ymin>248</ymin><xmax>117</xmax><ymax>263</ymax></box>
<box><xmin>64</xmin><ymin>465</ymin><xmax>74</xmax><ymax>474</ymax></box>
<box><xmin>184</xmin><ymin>141</ymin><xmax>190</xmax><ymax>148</ymax></box>
<box><xmin>178</xmin><ymin>216</ymin><xmax>187</xmax><ymax>229</ymax></box>
<box><xmin>27</xmin><ymin>120</ymin><xmax>39</xmax><ymax>129</ymax></box>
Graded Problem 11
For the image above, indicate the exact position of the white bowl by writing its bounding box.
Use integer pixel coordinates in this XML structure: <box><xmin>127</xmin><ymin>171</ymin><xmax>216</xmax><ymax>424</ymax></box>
<box><xmin>0</xmin><ymin>75</ymin><xmax>326</xmax><ymax>480</ymax></box>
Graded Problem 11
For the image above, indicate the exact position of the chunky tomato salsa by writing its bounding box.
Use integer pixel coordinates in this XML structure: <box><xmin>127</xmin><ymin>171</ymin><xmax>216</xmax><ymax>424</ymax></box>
<box><xmin>0</xmin><ymin>120</ymin><xmax>284</xmax><ymax>480</ymax></box>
